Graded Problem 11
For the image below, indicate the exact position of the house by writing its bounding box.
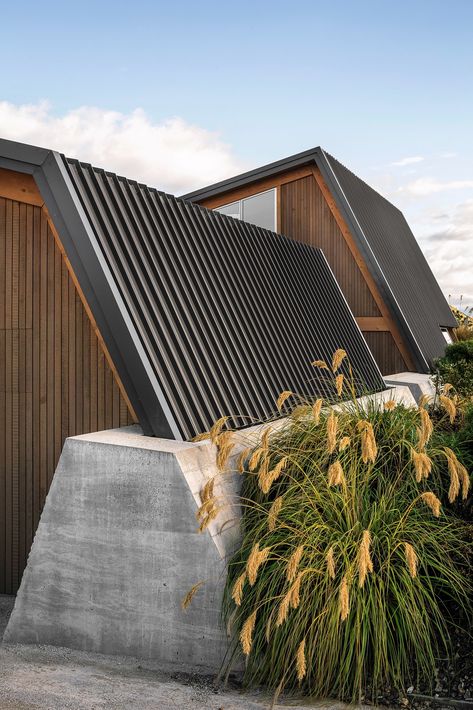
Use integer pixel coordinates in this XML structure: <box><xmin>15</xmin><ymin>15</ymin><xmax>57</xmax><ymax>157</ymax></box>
<box><xmin>0</xmin><ymin>138</ymin><xmax>384</xmax><ymax>594</ymax></box>
<box><xmin>183</xmin><ymin>147</ymin><xmax>457</xmax><ymax>376</ymax></box>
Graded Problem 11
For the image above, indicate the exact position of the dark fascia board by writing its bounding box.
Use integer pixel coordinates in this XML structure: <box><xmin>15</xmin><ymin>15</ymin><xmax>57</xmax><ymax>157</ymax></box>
<box><xmin>0</xmin><ymin>138</ymin><xmax>181</xmax><ymax>439</ymax></box>
<box><xmin>182</xmin><ymin>146</ymin><xmax>429</xmax><ymax>373</ymax></box>
<box><xmin>0</xmin><ymin>137</ymin><xmax>50</xmax><ymax>168</ymax></box>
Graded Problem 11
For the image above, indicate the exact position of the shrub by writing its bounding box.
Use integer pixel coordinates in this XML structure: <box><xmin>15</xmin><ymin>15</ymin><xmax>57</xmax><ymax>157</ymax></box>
<box><xmin>442</xmin><ymin>340</ymin><xmax>473</xmax><ymax>362</ymax></box>
<box><xmin>434</xmin><ymin>339</ymin><xmax>473</xmax><ymax>397</ymax></box>
<box><xmin>209</xmin><ymin>358</ymin><xmax>472</xmax><ymax>704</ymax></box>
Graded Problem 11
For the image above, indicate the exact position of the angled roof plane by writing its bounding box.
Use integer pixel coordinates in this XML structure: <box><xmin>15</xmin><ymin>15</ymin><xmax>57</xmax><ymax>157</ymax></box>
<box><xmin>0</xmin><ymin>138</ymin><xmax>384</xmax><ymax>442</ymax></box>
<box><xmin>184</xmin><ymin>147</ymin><xmax>456</xmax><ymax>375</ymax></box>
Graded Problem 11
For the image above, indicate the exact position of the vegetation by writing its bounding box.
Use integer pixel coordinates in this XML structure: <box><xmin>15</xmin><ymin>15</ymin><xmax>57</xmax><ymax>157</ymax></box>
<box><xmin>185</xmin><ymin>352</ymin><xmax>472</xmax><ymax>705</ymax></box>
<box><xmin>454</xmin><ymin>323</ymin><xmax>473</xmax><ymax>341</ymax></box>
<box><xmin>434</xmin><ymin>339</ymin><xmax>473</xmax><ymax>397</ymax></box>
<box><xmin>450</xmin><ymin>304</ymin><xmax>473</xmax><ymax>341</ymax></box>
<box><xmin>431</xmin><ymin>396</ymin><xmax>473</xmax><ymax>519</ymax></box>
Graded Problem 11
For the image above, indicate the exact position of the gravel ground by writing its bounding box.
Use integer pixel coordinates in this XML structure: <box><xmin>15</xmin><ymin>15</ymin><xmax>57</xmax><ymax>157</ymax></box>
<box><xmin>3</xmin><ymin>595</ymin><xmax>469</xmax><ymax>710</ymax></box>
<box><xmin>0</xmin><ymin>596</ymin><xmax>350</xmax><ymax>710</ymax></box>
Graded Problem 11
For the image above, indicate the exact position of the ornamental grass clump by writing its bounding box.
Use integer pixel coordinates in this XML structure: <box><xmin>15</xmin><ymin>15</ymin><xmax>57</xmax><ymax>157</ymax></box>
<box><xmin>218</xmin><ymin>355</ymin><xmax>472</xmax><ymax>703</ymax></box>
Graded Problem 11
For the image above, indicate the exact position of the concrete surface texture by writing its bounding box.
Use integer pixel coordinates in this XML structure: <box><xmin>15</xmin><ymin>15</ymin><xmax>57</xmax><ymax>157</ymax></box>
<box><xmin>4</xmin><ymin>427</ymin><xmax>231</xmax><ymax>671</ymax></box>
<box><xmin>1</xmin><ymin>597</ymin><xmax>359</xmax><ymax>710</ymax></box>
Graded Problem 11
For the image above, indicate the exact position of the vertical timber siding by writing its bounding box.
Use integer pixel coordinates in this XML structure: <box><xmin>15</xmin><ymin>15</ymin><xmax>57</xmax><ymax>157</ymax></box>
<box><xmin>281</xmin><ymin>176</ymin><xmax>381</xmax><ymax>317</ymax></box>
<box><xmin>0</xmin><ymin>194</ymin><xmax>134</xmax><ymax>594</ymax></box>
<box><xmin>362</xmin><ymin>331</ymin><xmax>407</xmax><ymax>377</ymax></box>
<box><xmin>278</xmin><ymin>175</ymin><xmax>409</xmax><ymax>375</ymax></box>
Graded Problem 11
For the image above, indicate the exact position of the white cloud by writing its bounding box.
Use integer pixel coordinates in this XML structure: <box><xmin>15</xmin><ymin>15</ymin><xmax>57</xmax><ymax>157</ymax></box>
<box><xmin>419</xmin><ymin>199</ymin><xmax>473</xmax><ymax>307</ymax></box>
<box><xmin>0</xmin><ymin>101</ymin><xmax>245</xmax><ymax>194</ymax></box>
<box><xmin>342</xmin><ymin>159</ymin><xmax>473</xmax><ymax>309</ymax></box>
<box><xmin>391</xmin><ymin>156</ymin><xmax>424</xmax><ymax>167</ymax></box>
<box><xmin>400</xmin><ymin>177</ymin><xmax>473</xmax><ymax>197</ymax></box>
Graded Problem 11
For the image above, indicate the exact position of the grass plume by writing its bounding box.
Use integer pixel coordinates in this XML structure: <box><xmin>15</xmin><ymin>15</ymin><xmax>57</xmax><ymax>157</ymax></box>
<box><xmin>219</xmin><ymin>353</ymin><xmax>472</xmax><ymax>703</ymax></box>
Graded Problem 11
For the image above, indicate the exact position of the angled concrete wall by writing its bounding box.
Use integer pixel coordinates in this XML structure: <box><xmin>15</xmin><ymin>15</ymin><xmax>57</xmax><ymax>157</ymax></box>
<box><xmin>4</xmin><ymin>426</ymin><xmax>237</xmax><ymax>672</ymax></box>
<box><xmin>384</xmin><ymin>372</ymin><xmax>436</xmax><ymax>403</ymax></box>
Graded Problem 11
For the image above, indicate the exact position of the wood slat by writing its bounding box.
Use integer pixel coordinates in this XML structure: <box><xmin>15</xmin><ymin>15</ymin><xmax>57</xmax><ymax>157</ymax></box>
<box><xmin>280</xmin><ymin>175</ymin><xmax>381</xmax><ymax>318</ymax></box>
<box><xmin>0</xmin><ymin>176</ymin><xmax>135</xmax><ymax>594</ymax></box>
<box><xmin>356</xmin><ymin>317</ymin><xmax>390</xmax><ymax>332</ymax></box>
<box><xmin>362</xmin><ymin>331</ymin><xmax>407</xmax><ymax>376</ymax></box>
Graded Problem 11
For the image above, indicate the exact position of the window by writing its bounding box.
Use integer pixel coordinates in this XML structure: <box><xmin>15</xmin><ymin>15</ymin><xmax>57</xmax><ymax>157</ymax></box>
<box><xmin>215</xmin><ymin>200</ymin><xmax>240</xmax><ymax>220</ymax></box>
<box><xmin>441</xmin><ymin>327</ymin><xmax>453</xmax><ymax>344</ymax></box>
<box><xmin>215</xmin><ymin>189</ymin><xmax>276</xmax><ymax>231</ymax></box>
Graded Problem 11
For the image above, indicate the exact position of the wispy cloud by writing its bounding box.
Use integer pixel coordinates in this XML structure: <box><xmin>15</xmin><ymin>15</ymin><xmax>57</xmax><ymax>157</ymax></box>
<box><xmin>391</xmin><ymin>156</ymin><xmax>424</xmax><ymax>167</ymax></box>
<box><xmin>0</xmin><ymin>100</ymin><xmax>245</xmax><ymax>194</ymax></box>
<box><xmin>399</xmin><ymin>177</ymin><xmax>473</xmax><ymax>197</ymax></box>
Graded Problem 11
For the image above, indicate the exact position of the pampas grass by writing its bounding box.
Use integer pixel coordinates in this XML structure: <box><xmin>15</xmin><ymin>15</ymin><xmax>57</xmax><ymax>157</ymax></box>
<box><xmin>219</xmin><ymin>355</ymin><xmax>472</xmax><ymax>703</ymax></box>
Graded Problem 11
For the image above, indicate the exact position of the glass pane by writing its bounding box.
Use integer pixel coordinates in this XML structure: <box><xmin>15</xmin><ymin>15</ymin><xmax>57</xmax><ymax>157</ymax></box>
<box><xmin>441</xmin><ymin>328</ymin><xmax>453</xmax><ymax>344</ymax></box>
<box><xmin>215</xmin><ymin>201</ymin><xmax>241</xmax><ymax>219</ymax></box>
<box><xmin>241</xmin><ymin>189</ymin><xmax>275</xmax><ymax>231</ymax></box>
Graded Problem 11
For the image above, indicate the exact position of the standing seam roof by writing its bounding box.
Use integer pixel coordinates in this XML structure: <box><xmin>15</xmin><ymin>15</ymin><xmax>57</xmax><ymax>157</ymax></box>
<box><xmin>63</xmin><ymin>157</ymin><xmax>385</xmax><ymax>439</ymax></box>
<box><xmin>0</xmin><ymin>138</ymin><xmax>385</xmax><ymax>440</ymax></box>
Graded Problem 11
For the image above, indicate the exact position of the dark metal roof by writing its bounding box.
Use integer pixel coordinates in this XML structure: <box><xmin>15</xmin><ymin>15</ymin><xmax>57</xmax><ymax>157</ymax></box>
<box><xmin>0</xmin><ymin>138</ymin><xmax>384</xmax><ymax>440</ymax></box>
<box><xmin>62</xmin><ymin>158</ymin><xmax>385</xmax><ymax>439</ymax></box>
<box><xmin>323</xmin><ymin>153</ymin><xmax>457</xmax><ymax>366</ymax></box>
<box><xmin>183</xmin><ymin>147</ymin><xmax>457</xmax><ymax>372</ymax></box>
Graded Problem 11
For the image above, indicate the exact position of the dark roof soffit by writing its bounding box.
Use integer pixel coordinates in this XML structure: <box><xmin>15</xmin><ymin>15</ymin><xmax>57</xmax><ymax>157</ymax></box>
<box><xmin>0</xmin><ymin>137</ymin><xmax>50</xmax><ymax>171</ymax></box>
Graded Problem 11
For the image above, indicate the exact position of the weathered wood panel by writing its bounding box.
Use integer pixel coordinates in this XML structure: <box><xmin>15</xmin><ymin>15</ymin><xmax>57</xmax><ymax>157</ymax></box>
<box><xmin>281</xmin><ymin>175</ymin><xmax>381</xmax><ymax>317</ymax></box>
<box><xmin>0</xmin><ymin>195</ymin><xmax>135</xmax><ymax>594</ymax></box>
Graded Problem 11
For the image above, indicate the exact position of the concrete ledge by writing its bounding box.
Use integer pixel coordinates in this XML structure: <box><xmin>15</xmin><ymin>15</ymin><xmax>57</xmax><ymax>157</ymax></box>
<box><xmin>384</xmin><ymin>372</ymin><xmax>435</xmax><ymax>403</ymax></box>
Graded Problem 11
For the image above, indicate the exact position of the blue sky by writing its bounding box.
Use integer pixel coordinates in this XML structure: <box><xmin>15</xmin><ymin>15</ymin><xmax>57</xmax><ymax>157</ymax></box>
<box><xmin>1</xmin><ymin>0</ymin><xmax>472</xmax><ymax>305</ymax></box>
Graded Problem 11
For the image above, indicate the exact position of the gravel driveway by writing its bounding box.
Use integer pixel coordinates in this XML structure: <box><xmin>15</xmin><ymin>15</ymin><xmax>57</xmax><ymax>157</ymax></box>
<box><xmin>0</xmin><ymin>596</ymin><xmax>349</xmax><ymax>710</ymax></box>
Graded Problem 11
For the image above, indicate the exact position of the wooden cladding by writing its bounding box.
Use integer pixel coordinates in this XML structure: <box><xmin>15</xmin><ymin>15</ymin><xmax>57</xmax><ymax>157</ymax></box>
<box><xmin>362</xmin><ymin>331</ymin><xmax>407</xmax><ymax>376</ymax></box>
<box><xmin>0</xmin><ymin>189</ymin><xmax>135</xmax><ymax>594</ymax></box>
<box><xmin>356</xmin><ymin>317</ymin><xmax>390</xmax><ymax>331</ymax></box>
<box><xmin>280</xmin><ymin>175</ymin><xmax>381</xmax><ymax>317</ymax></box>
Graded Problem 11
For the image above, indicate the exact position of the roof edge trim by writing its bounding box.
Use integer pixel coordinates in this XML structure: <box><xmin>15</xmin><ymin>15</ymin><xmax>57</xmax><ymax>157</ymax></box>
<box><xmin>44</xmin><ymin>151</ymin><xmax>183</xmax><ymax>439</ymax></box>
<box><xmin>181</xmin><ymin>147</ymin><xmax>322</xmax><ymax>201</ymax></box>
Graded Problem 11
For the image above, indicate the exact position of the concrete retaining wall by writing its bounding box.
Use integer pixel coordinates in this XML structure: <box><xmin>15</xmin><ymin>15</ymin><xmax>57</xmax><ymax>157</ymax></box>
<box><xmin>4</xmin><ymin>427</ymin><xmax>233</xmax><ymax>672</ymax></box>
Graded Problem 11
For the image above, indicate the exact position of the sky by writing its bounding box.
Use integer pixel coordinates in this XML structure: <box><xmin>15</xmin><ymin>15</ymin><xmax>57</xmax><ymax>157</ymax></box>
<box><xmin>0</xmin><ymin>0</ymin><xmax>472</xmax><ymax>309</ymax></box>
